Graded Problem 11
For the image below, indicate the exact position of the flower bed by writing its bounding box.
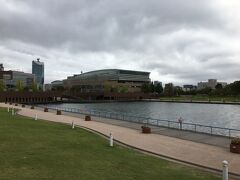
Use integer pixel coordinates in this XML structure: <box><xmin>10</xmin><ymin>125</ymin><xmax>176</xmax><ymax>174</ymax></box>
<box><xmin>56</xmin><ymin>110</ymin><xmax>61</xmax><ymax>115</ymax></box>
<box><xmin>141</xmin><ymin>126</ymin><xmax>151</xmax><ymax>134</ymax></box>
<box><xmin>85</xmin><ymin>115</ymin><xmax>91</xmax><ymax>121</ymax></box>
<box><xmin>230</xmin><ymin>138</ymin><xmax>240</xmax><ymax>154</ymax></box>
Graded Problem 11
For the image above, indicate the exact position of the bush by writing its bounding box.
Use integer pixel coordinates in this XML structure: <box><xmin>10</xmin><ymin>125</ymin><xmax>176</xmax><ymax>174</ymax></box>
<box><xmin>231</xmin><ymin>138</ymin><xmax>240</xmax><ymax>145</ymax></box>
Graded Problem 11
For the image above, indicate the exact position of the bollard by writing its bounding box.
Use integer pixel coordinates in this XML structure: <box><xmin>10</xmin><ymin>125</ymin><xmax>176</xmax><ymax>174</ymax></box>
<box><xmin>7</xmin><ymin>107</ymin><xmax>10</xmax><ymax>112</ymax></box>
<box><xmin>72</xmin><ymin>121</ymin><xmax>75</xmax><ymax>129</ymax></box>
<box><xmin>35</xmin><ymin>114</ymin><xmax>38</xmax><ymax>120</ymax></box>
<box><xmin>109</xmin><ymin>133</ymin><xmax>113</xmax><ymax>147</ymax></box>
<box><xmin>11</xmin><ymin>108</ymin><xmax>14</xmax><ymax>116</ymax></box>
<box><xmin>222</xmin><ymin>160</ymin><xmax>228</xmax><ymax>180</ymax></box>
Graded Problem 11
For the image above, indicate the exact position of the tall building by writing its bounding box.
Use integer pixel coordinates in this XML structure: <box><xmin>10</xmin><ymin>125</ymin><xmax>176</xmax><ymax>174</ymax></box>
<box><xmin>32</xmin><ymin>58</ymin><xmax>44</xmax><ymax>90</ymax></box>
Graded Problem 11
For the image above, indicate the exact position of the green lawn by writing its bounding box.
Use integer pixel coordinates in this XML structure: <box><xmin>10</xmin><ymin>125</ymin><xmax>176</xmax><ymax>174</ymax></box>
<box><xmin>0</xmin><ymin>108</ymin><xmax>220</xmax><ymax>180</ymax></box>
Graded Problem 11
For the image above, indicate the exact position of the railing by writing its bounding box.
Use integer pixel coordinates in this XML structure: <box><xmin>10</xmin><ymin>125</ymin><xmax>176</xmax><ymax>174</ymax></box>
<box><xmin>40</xmin><ymin>105</ymin><xmax>240</xmax><ymax>138</ymax></box>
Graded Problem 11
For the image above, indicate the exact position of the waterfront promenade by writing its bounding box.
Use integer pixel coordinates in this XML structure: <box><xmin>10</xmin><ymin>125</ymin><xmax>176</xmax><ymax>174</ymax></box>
<box><xmin>1</xmin><ymin>103</ymin><xmax>240</xmax><ymax>177</ymax></box>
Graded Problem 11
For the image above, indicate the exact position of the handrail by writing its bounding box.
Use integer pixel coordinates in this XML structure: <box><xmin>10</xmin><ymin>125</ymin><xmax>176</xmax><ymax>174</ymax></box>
<box><xmin>39</xmin><ymin>105</ymin><xmax>240</xmax><ymax>138</ymax></box>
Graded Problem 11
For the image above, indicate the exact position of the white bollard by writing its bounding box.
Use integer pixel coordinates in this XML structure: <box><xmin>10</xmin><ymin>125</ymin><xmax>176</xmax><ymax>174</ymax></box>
<box><xmin>222</xmin><ymin>160</ymin><xmax>228</xmax><ymax>180</ymax></box>
<box><xmin>7</xmin><ymin>107</ymin><xmax>10</xmax><ymax>112</ymax></box>
<box><xmin>72</xmin><ymin>121</ymin><xmax>75</xmax><ymax>129</ymax></box>
<box><xmin>11</xmin><ymin>108</ymin><xmax>14</xmax><ymax>116</ymax></box>
<box><xmin>35</xmin><ymin>114</ymin><xmax>38</xmax><ymax>120</ymax></box>
<box><xmin>109</xmin><ymin>133</ymin><xmax>113</xmax><ymax>147</ymax></box>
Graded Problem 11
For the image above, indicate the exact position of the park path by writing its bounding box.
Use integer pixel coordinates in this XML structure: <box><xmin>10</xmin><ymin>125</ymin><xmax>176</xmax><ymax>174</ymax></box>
<box><xmin>1</xmin><ymin>103</ymin><xmax>239</xmax><ymax>175</ymax></box>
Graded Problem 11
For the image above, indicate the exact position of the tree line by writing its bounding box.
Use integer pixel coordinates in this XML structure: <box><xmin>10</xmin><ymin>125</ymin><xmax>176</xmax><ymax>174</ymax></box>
<box><xmin>141</xmin><ymin>80</ymin><xmax>240</xmax><ymax>97</ymax></box>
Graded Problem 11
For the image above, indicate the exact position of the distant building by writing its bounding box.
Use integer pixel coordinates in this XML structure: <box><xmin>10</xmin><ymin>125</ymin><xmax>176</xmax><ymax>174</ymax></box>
<box><xmin>0</xmin><ymin>70</ymin><xmax>35</xmax><ymax>90</ymax></box>
<box><xmin>153</xmin><ymin>81</ymin><xmax>162</xmax><ymax>87</ymax></box>
<box><xmin>197</xmin><ymin>79</ymin><xmax>227</xmax><ymax>90</ymax></box>
<box><xmin>44</xmin><ymin>84</ymin><xmax>52</xmax><ymax>91</ymax></box>
<box><xmin>63</xmin><ymin>69</ymin><xmax>150</xmax><ymax>93</ymax></box>
<box><xmin>0</xmin><ymin>64</ymin><xmax>4</xmax><ymax>71</ymax></box>
<box><xmin>32</xmin><ymin>58</ymin><xmax>44</xmax><ymax>90</ymax></box>
<box><xmin>183</xmin><ymin>84</ymin><xmax>197</xmax><ymax>92</ymax></box>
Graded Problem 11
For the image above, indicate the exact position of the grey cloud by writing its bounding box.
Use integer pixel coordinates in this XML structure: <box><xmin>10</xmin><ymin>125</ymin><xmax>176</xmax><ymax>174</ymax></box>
<box><xmin>0</xmin><ymin>0</ymin><xmax>239</xmax><ymax>84</ymax></box>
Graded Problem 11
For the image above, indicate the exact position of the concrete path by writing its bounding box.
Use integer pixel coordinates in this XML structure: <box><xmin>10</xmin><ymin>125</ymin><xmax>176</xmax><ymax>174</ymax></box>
<box><xmin>1</xmin><ymin>103</ymin><xmax>240</xmax><ymax>176</ymax></box>
<box><xmin>52</xmin><ymin>109</ymin><xmax>231</xmax><ymax>148</ymax></box>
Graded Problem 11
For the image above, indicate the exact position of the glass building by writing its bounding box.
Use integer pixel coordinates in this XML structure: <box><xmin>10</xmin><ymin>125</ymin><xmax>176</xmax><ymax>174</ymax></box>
<box><xmin>32</xmin><ymin>58</ymin><xmax>44</xmax><ymax>90</ymax></box>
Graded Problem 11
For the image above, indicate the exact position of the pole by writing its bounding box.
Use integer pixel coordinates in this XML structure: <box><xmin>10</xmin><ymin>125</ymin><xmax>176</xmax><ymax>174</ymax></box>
<box><xmin>109</xmin><ymin>133</ymin><xmax>113</xmax><ymax>147</ymax></box>
<box><xmin>72</xmin><ymin>121</ymin><xmax>75</xmax><ymax>129</ymax></box>
<box><xmin>222</xmin><ymin>160</ymin><xmax>228</xmax><ymax>180</ymax></box>
<box><xmin>7</xmin><ymin>107</ymin><xmax>9</xmax><ymax>112</ymax></box>
<box><xmin>11</xmin><ymin>108</ymin><xmax>14</xmax><ymax>116</ymax></box>
<box><xmin>35</xmin><ymin>114</ymin><xmax>38</xmax><ymax>120</ymax></box>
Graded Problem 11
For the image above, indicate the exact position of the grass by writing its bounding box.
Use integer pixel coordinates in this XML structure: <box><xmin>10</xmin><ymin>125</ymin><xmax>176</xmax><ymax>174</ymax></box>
<box><xmin>0</xmin><ymin>108</ymin><xmax>220</xmax><ymax>180</ymax></box>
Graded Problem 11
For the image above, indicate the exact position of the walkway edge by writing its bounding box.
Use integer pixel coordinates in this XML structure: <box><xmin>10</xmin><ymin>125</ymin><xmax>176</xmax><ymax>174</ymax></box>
<box><xmin>76</xmin><ymin>125</ymin><xmax>240</xmax><ymax>179</ymax></box>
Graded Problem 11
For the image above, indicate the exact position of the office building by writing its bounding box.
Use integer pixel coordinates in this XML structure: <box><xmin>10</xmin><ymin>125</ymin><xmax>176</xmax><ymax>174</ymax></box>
<box><xmin>32</xmin><ymin>58</ymin><xmax>44</xmax><ymax>90</ymax></box>
<box><xmin>0</xmin><ymin>70</ymin><xmax>35</xmax><ymax>90</ymax></box>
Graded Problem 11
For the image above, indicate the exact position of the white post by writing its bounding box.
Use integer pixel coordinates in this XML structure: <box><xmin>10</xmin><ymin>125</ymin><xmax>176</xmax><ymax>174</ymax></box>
<box><xmin>109</xmin><ymin>133</ymin><xmax>113</xmax><ymax>147</ymax></box>
<box><xmin>72</xmin><ymin>121</ymin><xmax>75</xmax><ymax>129</ymax></box>
<box><xmin>222</xmin><ymin>160</ymin><xmax>228</xmax><ymax>180</ymax></box>
<box><xmin>35</xmin><ymin>114</ymin><xmax>38</xmax><ymax>120</ymax></box>
<box><xmin>7</xmin><ymin>107</ymin><xmax>10</xmax><ymax>112</ymax></box>
<box><xmin>11</xmin><ymin>108</ymin><xmax>14</xmax><ymax>116</ymax></box>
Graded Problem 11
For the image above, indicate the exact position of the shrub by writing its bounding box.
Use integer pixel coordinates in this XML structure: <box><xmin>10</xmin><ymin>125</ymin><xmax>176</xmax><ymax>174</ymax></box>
<box><xmin>231</xmin><ymin>137</ymin><xmax>240</xmax><ymax>145</ymax></box>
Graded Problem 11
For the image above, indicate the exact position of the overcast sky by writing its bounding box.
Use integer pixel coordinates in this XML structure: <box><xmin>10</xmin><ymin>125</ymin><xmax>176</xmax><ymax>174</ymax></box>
<box><xmin>0</xmin><ymin>0</ymin><xmax>239</xmax><ymax>85</ymax></box>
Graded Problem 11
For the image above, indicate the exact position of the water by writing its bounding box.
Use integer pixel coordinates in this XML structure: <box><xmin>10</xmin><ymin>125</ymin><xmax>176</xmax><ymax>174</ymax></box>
<box><xmin>47</xmin><ymin>101</ymin><xmax>240</xmax><ymax>129</ymax></box>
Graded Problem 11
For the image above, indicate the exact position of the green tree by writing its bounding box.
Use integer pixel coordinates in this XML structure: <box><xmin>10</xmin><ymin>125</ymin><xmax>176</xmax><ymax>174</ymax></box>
<box><xmin>16</xmin><ymin>80</ymin><xmax>24</xmax><ymax>91</ymax></box>
<box><xmin>141</xmin><ymin>82</ymin><xmax>151</xmax><ymax>93</ymax></box>
<box><xmin>32</xmin><ymin>81</ymin><xmax>38</xmax><ymax>92</ymax></box>
<box><xmin>0</xmin><ymin>80</ymin><xmax>6</xmax><ymax>91</ymax></box>
<box><xmin>215</xmin><ymin>83</ymin><xmax>223</xmax><ymax>90</ymax></box>
<box><xmin>155</xmin><ymin>83</ymin><xmax>163</xmax><ymax>94</ymax></box>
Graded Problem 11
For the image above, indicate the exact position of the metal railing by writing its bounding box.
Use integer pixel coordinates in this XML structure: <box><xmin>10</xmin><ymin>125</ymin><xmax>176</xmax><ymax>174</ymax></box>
<box><xmin>40</xmin><ymin>105</ymin><xmax>240</xmax><ymax>138</ymax></box>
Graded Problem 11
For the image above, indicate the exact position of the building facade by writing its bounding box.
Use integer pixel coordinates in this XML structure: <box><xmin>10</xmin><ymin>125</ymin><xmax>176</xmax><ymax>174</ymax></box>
<box><xmin>0</xmin><ymin>70</ymin><xmax>35</xmax><ymax>90</ymax></box>
<box><xmin>183</xmin><ymin>84</ymin><xmax>197</xmax><ymax>92</ymax></box>
<box><xmin>197</xmin><ymin>79</ymin><xmax>227</xmax><ymax>90</ymax></box>
<box><xmin>63</xmin><ymin>69</ymin><xmax>150</xmax><ymax>93</ymax></box>
<box><xmin>32</xmin><ymin>58</ymin><xmax>44</xmax><ymax>90</ymax></box>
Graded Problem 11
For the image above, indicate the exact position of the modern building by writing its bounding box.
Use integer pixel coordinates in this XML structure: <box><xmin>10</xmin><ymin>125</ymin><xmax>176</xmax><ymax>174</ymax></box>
<box><xmin>0</xmin><ymin>64</ymin><xmax>4</xmax><ymax>71</ymax></box>
<box><xmin>183</xmin><ymin>84</ymin><xmax>197</xmax><ymax>92</ymax></box>
<box><xmin>32</xmin><ymin>58</ymin><xmax>44</xmax><ymax>90</ymax></box>
<box><xmin>63</xmin><ymin>69</ymin><xmax>151</xmax><ymax>93</ymax></box>
<box><xmin>197</xmin><ymin>79</ymin><xmax>227</xmax><ymax>90</ymax></box>
<box><xmin>0</xmin><ymin>70</ymin><xmax>35</xmax><ymax>90</ymax></box>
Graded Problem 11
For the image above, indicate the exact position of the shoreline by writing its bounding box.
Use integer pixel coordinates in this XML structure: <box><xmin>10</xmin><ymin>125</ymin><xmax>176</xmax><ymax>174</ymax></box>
<box><xmin>34</xmin><ymin>99</ymin><xmax>240</xmax><ymax>105</ymax></box>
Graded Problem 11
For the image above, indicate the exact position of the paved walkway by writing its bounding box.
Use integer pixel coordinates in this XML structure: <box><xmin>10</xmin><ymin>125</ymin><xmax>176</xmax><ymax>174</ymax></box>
<box><xmin>49</xmin><ymin>109</ymin><xmax>231</xmax><ymax>148</ymax></box>
<box><xmin>1</xmin><ymin>103</ymin><xmax>240</xmax><ymax>176</ymax></box>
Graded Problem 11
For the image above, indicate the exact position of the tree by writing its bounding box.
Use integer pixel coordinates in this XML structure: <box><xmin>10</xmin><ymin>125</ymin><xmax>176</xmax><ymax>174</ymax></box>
<box><xmin>164</xmin><ymin>83</ymin><xmax>175</xmax><ymax>96</ymax></box>
<box><xmin>0</xmin><ymin>80</ymin><xmax>5</xmax><ymax>91</ymax></box>
<box><xmin>32</xmin><ymin>81</ymin><xmax>38</xmax><ymax>92</ymax></box>
<box><xmin>16</xmin><ymin>80</ymin><xmax>24</xmax><ymax>91</ymax></box>
<box><xmin>141</xmin><ymin>82</ymin><xmax>151</xmax><ymax>93</ymax></box>
<box><xmin>155</xmin><ymin>83</ymin><xmax>163</xmax><ymax>94</ymax></box>
<box><xmin>215</xmin><ymin>83</ymin><xmax>223</xmax><ymax>90</ymax></box>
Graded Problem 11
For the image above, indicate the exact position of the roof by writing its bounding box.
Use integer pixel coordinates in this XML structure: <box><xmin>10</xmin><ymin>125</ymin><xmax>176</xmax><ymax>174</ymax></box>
<box><xmin>73</xmin><ymin>69</ymin><xmax>150</xmax><ymax>77</ymax></box>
